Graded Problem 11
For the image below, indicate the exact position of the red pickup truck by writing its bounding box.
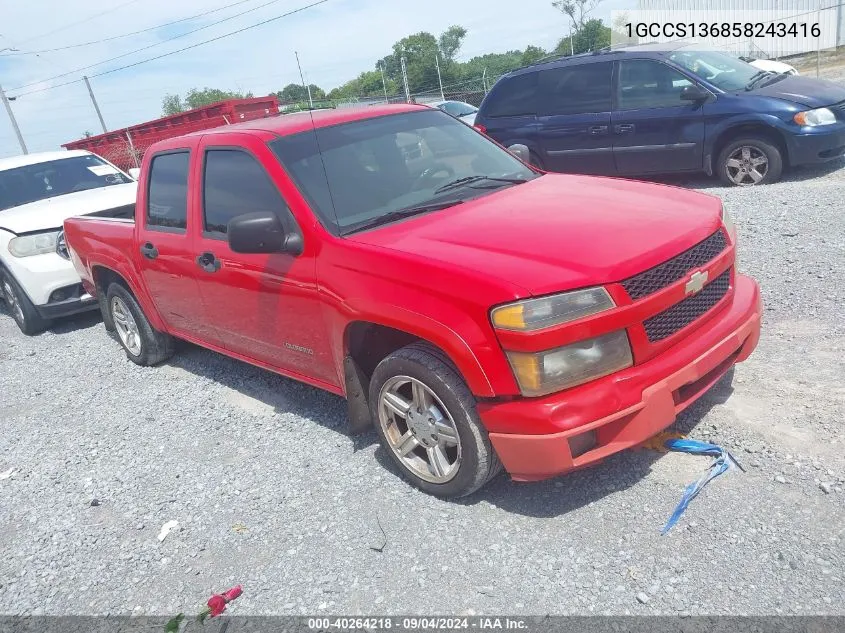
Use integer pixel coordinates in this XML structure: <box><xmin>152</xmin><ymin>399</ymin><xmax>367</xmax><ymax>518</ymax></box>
<box><xmin>64</xmin><ymin>104</ymin><xmax>761</xmax><ymax>498</ymax></box>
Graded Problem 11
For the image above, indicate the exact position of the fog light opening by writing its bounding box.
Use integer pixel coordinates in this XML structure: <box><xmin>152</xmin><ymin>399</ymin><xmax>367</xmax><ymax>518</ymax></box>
<box><xmin>568</xmin><ymin>430</ymin><xmax>597</xmax><ymax>458</ymax></box>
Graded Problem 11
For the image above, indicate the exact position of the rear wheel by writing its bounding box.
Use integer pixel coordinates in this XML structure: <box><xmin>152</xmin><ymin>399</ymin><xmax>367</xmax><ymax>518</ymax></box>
<box><xmin>106</xmin><ymin>283</ymin><xmax>174</xmax><ymax>366</ymax></box>
<box><xmin>1</xmin><ymin>272</ymin><xmax>48</xmax><ymax>335</ymax></box>
<box><xmin>369</xmin><ymin>342</ymin><xmax>502</xmax><ymax>498</ymax></box>
<box><xmin>718</xmin><ymin>136</ymin><xmax>783</xmax><ymax>186</ymax></box>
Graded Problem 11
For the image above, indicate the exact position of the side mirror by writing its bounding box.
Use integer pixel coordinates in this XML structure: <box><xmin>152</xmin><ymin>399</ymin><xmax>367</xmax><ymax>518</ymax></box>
<box><xmin>507</xmin><ymin>143</ymin><xmax>531</xmax><ymax>163</ymax></box>
<box><xmin>227</xmin><ymin>211</ymin><xmax>303</xmax><ymax>256</ymax></box>
<box><xmin>680</xmin><ymin>85</ymin><xmax>709</xmax><ymax>102</ymax></box>
<box><xmin>128</xmin><ymin>168</ymin><xmax>141</xmax><ymax>180</ymax></box>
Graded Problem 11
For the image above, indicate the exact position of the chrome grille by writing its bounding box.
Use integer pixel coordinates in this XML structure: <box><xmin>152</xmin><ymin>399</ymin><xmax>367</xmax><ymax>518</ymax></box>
<box><xmin>621</xmin><ymin>230</ymin><xmax>727</xmax><ymax>300</ymax></box>
<box><xmin>644</xmin><ymin>269</ymin><xmax>731</xmax><ymax>342</ymax></box>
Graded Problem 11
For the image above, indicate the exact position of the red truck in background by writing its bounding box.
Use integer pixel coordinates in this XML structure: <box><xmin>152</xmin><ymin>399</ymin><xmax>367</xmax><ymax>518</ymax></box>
<box><xmin>63</xmin><ymin>104</ymin><xmax>762</xmax><ymax>498</ymax></box>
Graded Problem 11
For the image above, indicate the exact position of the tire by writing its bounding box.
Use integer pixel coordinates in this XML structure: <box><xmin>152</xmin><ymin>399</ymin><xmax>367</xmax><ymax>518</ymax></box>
<box><xmin>368</xmin><ymin>342</ymin><xmax>502</xmax><ymax>498</ymax></box>
<box><xmin>105</xmin><ymin>282</ymin><xmax>175</xmax><ymax>366</ymax></box>
<box><xmin>1</xmin><ymin>271</ymin><xmax>49</xmax><ymax>335</ymax></box>
<box><xmin>717</xmin><ymin>136</ymin><xmax>783</xmax><ymax>186</ymax></box>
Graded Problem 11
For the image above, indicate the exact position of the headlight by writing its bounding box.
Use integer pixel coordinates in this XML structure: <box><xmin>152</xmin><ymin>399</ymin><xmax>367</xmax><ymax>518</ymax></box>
<box><xmin>491</xmin><ymin>287</ymin><xmax>615</xmax><ymax>331</ymax></box>
<box><xmin>8</xmin><ymin>231</ymin><xmax>60</xmax><ymax>257</ymax></box>
<box><xmin>721</xmin><ymin>207</ymin><xmax>736</xmax><ymax>239</ymax></box>
<box><xmin>506</xmin><ymin>330</ymin><xmax>633</xmax><ymax>396</ymax></box>
<box><xmin>794</xmin><ymin>108</ymin><xmax>836</xmax><ymax>126</ymax></box>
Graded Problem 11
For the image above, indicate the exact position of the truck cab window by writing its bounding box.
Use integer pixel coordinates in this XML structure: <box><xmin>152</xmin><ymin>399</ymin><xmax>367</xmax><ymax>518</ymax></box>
<box><xmin>147</xmin><ymin>152</ymin><xmax>189</xmax><ymax>231</ymax></box>
<box><xmin>202</xmin><ymin>149</ymin><xmax>290</xmax><ymax>237</ymax></box>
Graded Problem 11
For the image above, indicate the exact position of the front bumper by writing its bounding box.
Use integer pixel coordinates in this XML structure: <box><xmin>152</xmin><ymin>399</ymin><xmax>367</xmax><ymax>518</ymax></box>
<box><xmin>35</xmin><ymin>285</ymin><xmax>98</xmax><ymax>319</ymax></box>
<box><xmin>787</xmin><ymin>123</ymin><xmax>845</xmax><ymax>165</ymax></box>
<box><xmin>3</xmin><ymin>250</ymin><xmax>85</xmax><ymax>306</ymax></box>
<box><xmin>479</xmin><ymin>274</ymin><xmax>762</xmax><ymax>481</ymax></box>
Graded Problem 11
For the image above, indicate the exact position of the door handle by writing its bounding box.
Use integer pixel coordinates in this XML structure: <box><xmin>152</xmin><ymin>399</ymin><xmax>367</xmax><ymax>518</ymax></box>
<box><xmin>196</xmin><ymin>251</ymin><xmax>221</xmax><ymax>273</ymax></box>
<box><xmin>614</xmin><ymin>123</ymin><xmax>636</xmax><ymax>134</ymax></box>
<box><xmin>588</xmin><ymin>125</ymin><xmax>609</xmax><ymax>135</ymax></box>
<box><xmin>140</xmin><ymin>242</ymin><xmax>158</xmax><ymax>259</ymax></box>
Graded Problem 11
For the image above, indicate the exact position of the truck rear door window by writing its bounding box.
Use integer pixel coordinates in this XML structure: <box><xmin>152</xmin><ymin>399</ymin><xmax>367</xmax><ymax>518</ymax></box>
<box><xmin>201</xmin><ymin>149</ymin><xmax>292</xmax><ymax>237</ymax></box>
<box><xmin>147</xmin><ymin>152</ymin><xmax>189</xmax><ymax>231</ymax></box>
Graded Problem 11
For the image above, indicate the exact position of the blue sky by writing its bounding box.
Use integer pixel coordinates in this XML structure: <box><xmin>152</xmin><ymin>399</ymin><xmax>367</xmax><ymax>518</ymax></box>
<box><xmin>0</xmin><ymin>0</ymin><xmax>634</xmax><ymax>158</ymax></box>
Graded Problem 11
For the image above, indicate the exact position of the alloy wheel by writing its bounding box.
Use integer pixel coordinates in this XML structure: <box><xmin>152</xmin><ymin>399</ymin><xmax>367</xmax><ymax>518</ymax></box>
<box><xmin>111</xmin><ymin>296</ymin><xmax>142</xmax><ymax>356</ymax></box>
<box><xmin>726</xmin><ymin>145</ymin><xmax>769</xmax><ymax>185</ymax></box>
<box><xmin>378</xmin><ymin>375</ymin><xmax>462</xmax><ymax>484</ymax></box>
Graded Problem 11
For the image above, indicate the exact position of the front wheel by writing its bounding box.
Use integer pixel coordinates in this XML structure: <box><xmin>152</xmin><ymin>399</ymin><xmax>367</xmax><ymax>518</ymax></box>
<box><xmin>368</xmin><ymin>342</ymin><xmax>502</xmax><ymax>498</ymax></box>
<box><xmin>717</xmin><ymin>137</ymin><xmax>783</xmax><ymax>186</ymax></box>
<box><xmin>106</xmin><ymin>283</ymin><xmax>175</xmax><ymax>366</ymax></box>
<box><xmin>1</xmin><ymin>272</ymin><xmax>48</xmax><ymax>335</ymax></box>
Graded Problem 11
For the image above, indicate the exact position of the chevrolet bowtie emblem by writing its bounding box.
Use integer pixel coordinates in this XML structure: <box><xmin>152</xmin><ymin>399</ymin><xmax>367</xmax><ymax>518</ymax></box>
<box><xmin>685</xmin><ymin>270</ymin><xmax>709</xmax><ymax>295</ymax></box>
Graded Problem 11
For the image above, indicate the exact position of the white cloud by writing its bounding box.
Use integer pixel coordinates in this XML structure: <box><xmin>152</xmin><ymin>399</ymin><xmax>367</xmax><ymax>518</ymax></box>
<box><xmin>0</xmin><ymin>0</ymin><xmax>634</xmax><ymax>157</ymax></box>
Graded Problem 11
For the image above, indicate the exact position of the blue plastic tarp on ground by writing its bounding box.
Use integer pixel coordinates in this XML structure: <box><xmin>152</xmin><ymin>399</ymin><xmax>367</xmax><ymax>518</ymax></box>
<box><xmin>661</xmin><ymin>438</ymin><xmax>745</xmax><ymax>535</ymax></box>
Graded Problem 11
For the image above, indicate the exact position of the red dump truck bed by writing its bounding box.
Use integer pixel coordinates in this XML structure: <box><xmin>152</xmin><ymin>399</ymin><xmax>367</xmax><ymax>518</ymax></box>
<box><xmin>62</xmin><ymin>96</ymin><xmax>280</xmax><ymax>172</ymax></box>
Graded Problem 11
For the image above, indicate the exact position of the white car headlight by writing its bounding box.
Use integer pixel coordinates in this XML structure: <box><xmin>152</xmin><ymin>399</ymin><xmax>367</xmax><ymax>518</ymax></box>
<box><xmin>8</xmin><ymin>231</ymin><xmax>60</xmax><ymax>257</ymax></box>
<box><xmin>506</xmin><ymin>330</ymin><xmax>633</xmax><ymax>396</ymax></box>
<box><xmin>491</xmin><ymin>287</ymin><xmax>615</xmax><ymax>331</ymax></box>
<box><xmin>794</xmin><ymin>108</ymin><xmax>836</xmax><ymax>126</ymax></box>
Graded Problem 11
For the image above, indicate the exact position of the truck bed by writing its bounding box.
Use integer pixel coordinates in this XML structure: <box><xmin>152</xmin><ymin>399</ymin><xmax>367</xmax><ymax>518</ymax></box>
<box><xmin>63</xmin><ymin>215</ymin><xmax>136</xmax><ymax>293</ymax></box>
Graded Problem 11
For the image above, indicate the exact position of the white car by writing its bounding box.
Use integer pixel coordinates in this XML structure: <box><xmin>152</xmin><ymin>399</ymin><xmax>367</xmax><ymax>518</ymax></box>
<box><xmin>430</xmin><ymin>100</ymin><xmax>478</xmax><ymax>126</ymax></box>
<box><xmin>0</xmin><ymin>150</ymin><xmax>137</xmax><ymax>334</ymax></box>
<box><xmin>742</xmin><ymin>56</ymin><xmax>799</xmax><ymax>76</ymax></box>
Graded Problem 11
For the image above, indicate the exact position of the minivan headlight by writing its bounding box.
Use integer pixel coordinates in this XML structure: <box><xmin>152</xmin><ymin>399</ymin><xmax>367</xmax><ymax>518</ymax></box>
<box><xmin>506</xmin><ymin>330</ymin><xmax>633</xmax><ymax>397</ymax></box>
<box><xmin>491</xmin><ymin>287</ymin><xmax>615</xmax><ymax>331</ymax></box>
<box><xmin>794</xmin><ymin>108</ymin><xmax>836</xmax><ymax>126</ymax></box>
<box><xmin>8</xmin><ymin>231</ymin><xmax>60</xmax><ymax>257</ymax></box>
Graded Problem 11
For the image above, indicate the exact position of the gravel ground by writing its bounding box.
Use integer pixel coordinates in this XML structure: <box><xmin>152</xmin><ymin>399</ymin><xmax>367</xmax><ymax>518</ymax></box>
<box><xmin>2</xmin><ymin>162</ymin><xmax>844</xmax><ymax>618</ymax></box>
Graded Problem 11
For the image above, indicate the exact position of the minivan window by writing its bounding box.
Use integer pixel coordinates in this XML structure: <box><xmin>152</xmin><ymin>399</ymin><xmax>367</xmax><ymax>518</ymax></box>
<box><xmin>202</xmin><ymin>149</ymin><xmax>289</xmax><ymax>236</ymax></box>
<box><xmin>668</xmin><ymin>49</ymin><xmax>760</xmax><ymax>91</ymax></box>
<box><xmin>484</xmin><ymin>72</ymin><xmax>538</xmax><ymax>117</ymax></box>
<box><xmin>617</xmin><ymin>60</ymin><xmax>693</xmax><ymax>111</ymax></box>
<box><xmin>271</xmin><ymin>109</ymin><xmax>537</xmax><ymax>235</ymax></box>
<box><xmin>147</xmin><ymin>152</ymin><xmax>189</xmax><ymax>230</ymax></box>
<box><xmin>538</xmin><ymin>62</ymin><xmax>612</xmax><ymax>116</ymax></box>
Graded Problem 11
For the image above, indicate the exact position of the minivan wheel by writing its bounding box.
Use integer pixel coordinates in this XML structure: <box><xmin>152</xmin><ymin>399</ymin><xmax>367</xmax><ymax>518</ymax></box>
<box><xmin>105</xmin><ymin>282</ymin><xmax>175</xmax><ymax>366</ymax></box>
<box><xmin>369</xmin><ymin>342</ymin><xmax>502</xmax><ymax>498</ymax></box>
<box><xmin>1</xmin><ymin>272</ymin><xmax>48</xmax><ymax>335</ymax></box>
<box><xmin>718</xmin><ymin>137</ymin><xmax>783</xmax><ymax>186</ymax></box>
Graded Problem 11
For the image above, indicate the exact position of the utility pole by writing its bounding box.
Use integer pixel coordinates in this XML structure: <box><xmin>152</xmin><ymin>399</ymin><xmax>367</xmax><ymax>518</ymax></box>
<box><xmin>482</xmin><ymin>68</ymin><xmax>488</xmax><ymax>94</ymax></box>
<box><xmin>400</xmin><ymin>55</ymin><xmax>411</xmax><ymax>103</ymax></box>
<box><xmin>294</xmin><ymin>51</ymin><xmax>314</xmax><ymax>109</ymax></box>
<box><xmin>816</xmin><ymin>0</ymin><xmax>822</xmax><ymax>78</ymax></box>
<box><xmin>570</xmin><ymin>24</ymin><xmax>575</xmax><ymax>56</ymax></box>
<box><xmin>435</xmin><ymin>52</ymin><xmax>445</xmax><ymax>100</ymax></box>
<box><xmin>379</xmin><ymin>62</ymin><xmax>389</xmax><ymax>103</ymax></box>
<box><xmin>0</xmin><ymin>84</ymin><xmax>27</xmax><ymax>154</ymax></box>
<box><xmin>83</xmin><ymin>75</ymin><xmax>108</xmax><ymax>134</ymax></box>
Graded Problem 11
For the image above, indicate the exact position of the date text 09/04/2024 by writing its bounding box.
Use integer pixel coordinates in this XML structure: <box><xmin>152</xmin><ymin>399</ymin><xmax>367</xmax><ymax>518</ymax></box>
<box><xmin>307</xmin><ymin>617</ymin><xmax>528</xmax><ymax>630</ymax></box>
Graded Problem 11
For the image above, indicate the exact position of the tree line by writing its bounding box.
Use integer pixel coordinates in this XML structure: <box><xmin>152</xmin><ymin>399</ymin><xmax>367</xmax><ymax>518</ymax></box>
<box><xmin>161</xmin><ymin>0</ymin><xmax>616</xmax><ymax>115</ymax></box>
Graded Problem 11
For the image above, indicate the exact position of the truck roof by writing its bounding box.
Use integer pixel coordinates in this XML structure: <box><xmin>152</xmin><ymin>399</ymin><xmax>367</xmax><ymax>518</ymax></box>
<box><xmin>0</xmin><ymin>150</ymin><xmax>92</xmax><ymax>171</ymax></box>
<box><xmin>184</xmin><ymin>103</ymin><xmax>426</xmax><ymax>139</ymax></box>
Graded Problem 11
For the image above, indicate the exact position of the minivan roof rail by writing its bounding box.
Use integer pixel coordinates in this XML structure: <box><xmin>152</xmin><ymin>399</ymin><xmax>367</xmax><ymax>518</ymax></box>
<box><xmin>516</xmin><ymin>48</ymin><xmax>625</xmax><ymax>71</ymax></box>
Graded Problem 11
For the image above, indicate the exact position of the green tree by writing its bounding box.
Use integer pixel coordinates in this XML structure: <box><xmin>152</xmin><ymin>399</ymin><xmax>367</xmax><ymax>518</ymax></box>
<box><xmin>438</xmin><ymin>25</ymin><xmax>467</xmax><ymax>64</ymax></box>
<box><xmin>274</xmin><ymin>83</ymin><xmax>326</xmax><ymax>103</ymax></box>
<box><xmin>521</xmin><ymin>45</ymin><xmax>547</xmax><ymax>65</ymax></box>
<box><xmin>161</xmin><ymin>94</ymin><xmax>184</xmax><ymax>116</ymax></box>
<box><xmin>552</xmin><ymin>0</ymin><xmax>603</xmax><ymax>33</ymax></box>
<box><xmin>184</xmin><ymin>87</ymin><xmax>253</xmax><ymax>110</ymax></box>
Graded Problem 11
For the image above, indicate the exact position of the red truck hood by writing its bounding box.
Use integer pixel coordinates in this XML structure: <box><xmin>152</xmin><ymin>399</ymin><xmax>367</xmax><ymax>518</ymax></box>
<box><xmin>348</xmin><ymin>174</ymin><xmax>724</xmax><ymax>296</ymax></box>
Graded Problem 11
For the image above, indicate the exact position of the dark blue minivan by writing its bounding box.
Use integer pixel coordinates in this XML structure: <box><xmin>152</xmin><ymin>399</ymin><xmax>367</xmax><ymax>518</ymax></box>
<box><xmin>474</xmin><ymin>43</ymin><xmax>845</xmax><ymax>185</ymax></box>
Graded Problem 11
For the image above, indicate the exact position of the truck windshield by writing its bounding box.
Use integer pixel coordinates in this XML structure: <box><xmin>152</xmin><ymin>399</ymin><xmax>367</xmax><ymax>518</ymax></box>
<box><xmin>270</xmin><ymin>109</ymin><xmax>538</xmax><ymax>235</ymax></box>
<box><xmin>0</xmin><ymin>154</ymin><xmax>132</xmax><ymax>212</ymax></box>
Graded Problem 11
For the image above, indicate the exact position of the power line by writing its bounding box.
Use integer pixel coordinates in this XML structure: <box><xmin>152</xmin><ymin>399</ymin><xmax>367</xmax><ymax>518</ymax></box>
<box><xmin>7</xmin><ymin>0</ymin><xmax>306</xmax><ymax>93</ymax></box>
<box><xmin>9</xmin><ymin>0</ymin><xmax>330</xmax><ymax>99</ymax></box>
<box><xmin>0</xmin><ymin>0</ymin><xmax>262</xmax><ymax>57</ymax></box>
<box><xmin>14</xmin><ymin>0</ymin><xmax>144</xmax><ymax>46</ymax></box>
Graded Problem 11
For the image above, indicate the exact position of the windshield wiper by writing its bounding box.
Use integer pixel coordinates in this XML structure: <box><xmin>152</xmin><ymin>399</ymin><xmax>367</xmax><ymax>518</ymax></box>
<box><xmin>744</xmin><ymin>70</ymin><xmax>774</xmax><ymax>90</ymax></box>
<box><xmin>343</xmin><ymin>200</ymin><xmax>465</xmax><ymax>234</ymax></box>
<box><xmin>434</xmin><ymin>175</ymin><xmax>528</xmax><ymax>194</ymax></box>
